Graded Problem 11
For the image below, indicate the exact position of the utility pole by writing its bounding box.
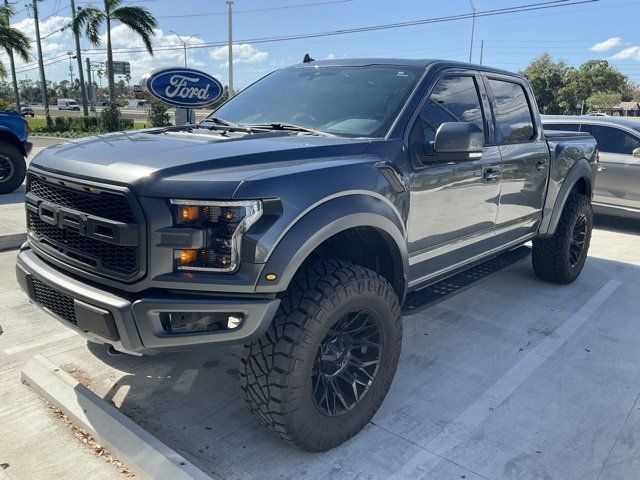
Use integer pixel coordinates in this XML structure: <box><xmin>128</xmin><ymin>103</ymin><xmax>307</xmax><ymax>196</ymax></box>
<box><xmin>467</xmin><ymin>0</ymin><xmax>476</xmax><ymax>63</ymax></box>
<box><xmin>169</xmin><ymin>30</ymin><xmax>188</xmax><ymax>67</ymax></box>
<box><xmin>67</xmin><ymin>50</ymin><xmax>74</xmax><ymax>84</ymax></box>
<box><xmin>4</xmin><ymin>0</ymin><xmax>20</xmax><ymax>111</ymax></box>
<box><xmin>479</xmin><ymin>40</ymin><xmax>484</xmax><ymax>65</ymax></box>
<box><xmin>86</xmin><ymin>57</ymin><xmax>95</xmax><ymax>113</ymax></box>
<box><xmin>226</xmin><ymin>0</ymin><xmax>234</xmax><ymax>98</ymax></box>
<box><xmin>71</xmin><ymin>0</ymin><xmax>89</xmax><ymax>116</ymax></box>
<box><xmin>32</xmin><ymin>0</ymin><xmax>50</xmax><ymax>123</ymax></box>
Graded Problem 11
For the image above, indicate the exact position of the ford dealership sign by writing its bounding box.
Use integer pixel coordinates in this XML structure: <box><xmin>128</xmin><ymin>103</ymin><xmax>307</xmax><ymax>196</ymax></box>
<box><xmin>140</xmin><ymin>67</ymin><xmax>223</xmax><ymax>107</ymax></box>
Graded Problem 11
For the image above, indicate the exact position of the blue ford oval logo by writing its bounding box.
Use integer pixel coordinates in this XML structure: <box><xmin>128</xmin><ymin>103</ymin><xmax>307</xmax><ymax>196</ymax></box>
<box><xmin>140</xmin><ymin>67</ymin><xmax>223</xmax><ymax>107</ymax></box>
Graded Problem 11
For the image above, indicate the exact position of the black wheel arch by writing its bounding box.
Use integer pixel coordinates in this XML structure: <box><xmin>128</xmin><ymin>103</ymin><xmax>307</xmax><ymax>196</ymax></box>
<box><xmin>254</xmin><ymin>194</ymin><xmax>409</xmax><ymax>301</ymax></box>
<box><xmin>0</xmin><ymin>130</ymin><xmax>27</xmax><ymax>157</ymax></box>
<box><xmin>538</xmin><ymin>158</ymin><xmax>594</xmax><ymax>238</ymax></box>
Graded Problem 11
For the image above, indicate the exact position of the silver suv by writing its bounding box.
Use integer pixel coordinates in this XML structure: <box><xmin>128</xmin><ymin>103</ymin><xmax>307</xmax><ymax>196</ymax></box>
<box><xmin>543</xmin><ymin>115</ymin><xmax>640</xmax><ymax>219</ymax></box>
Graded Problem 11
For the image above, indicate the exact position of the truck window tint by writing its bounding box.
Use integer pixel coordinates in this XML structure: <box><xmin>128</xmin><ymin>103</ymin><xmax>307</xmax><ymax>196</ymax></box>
<box><xmin>488</xmin><ymin>79</ymin><xmax>535</xmax><ymax>143</ymax></box>
<box><xmin>586</xmin><ymin>125</ymin><xmax>640</xmax><ymax>155</ymax></box>
<box><xmin>211</xmin><ymin>66</ymin><xmax>422</xmax><ymax>138</ymax></box>
<box><xmin>544</xmin><ymin>123</ymin><xmax>581</xmax><ymax>132</ymax></box>
<box><xmin>420</xmin><ymin>75</ymin><xmax>484</xmax><ymax>145</ymax></box>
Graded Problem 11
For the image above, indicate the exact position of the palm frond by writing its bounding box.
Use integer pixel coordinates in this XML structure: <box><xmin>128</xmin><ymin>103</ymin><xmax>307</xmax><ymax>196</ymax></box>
<box><xmin>105</xmin><ymin>0</ymin><xmax>124</xmax><ymax>14</ymax></box>
<box><xmin>0</xmin><ymin>60</ymin><xmax>7</xmax><ymax>79</ymax></box>
<box><xmin>0</xmin><ymin>27</ymin><xmax>31</xmax><ymax>62</ymax></box>
<box><xmin>72</xmin><ymin>6</ymin><xmax>104</xmax><ymax>46</ymax></box>
<box><xmin>112</xmin><ymin>6</ymin><xmax>157</xmax><ymax>54</ymax></box>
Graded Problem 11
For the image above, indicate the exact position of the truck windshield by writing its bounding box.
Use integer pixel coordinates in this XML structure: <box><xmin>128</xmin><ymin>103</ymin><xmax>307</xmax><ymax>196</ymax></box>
<box><xmin>209</xmin><ymin>65</ymin><xmax>422</xmax><ymax>138</ymax></box>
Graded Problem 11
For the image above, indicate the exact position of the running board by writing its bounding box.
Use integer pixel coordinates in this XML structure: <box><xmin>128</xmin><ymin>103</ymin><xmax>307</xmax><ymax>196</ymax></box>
<box><xmin>403</xmin><ymin>245</ymin><xmax>531</xmax><ymax>313</ymax></box>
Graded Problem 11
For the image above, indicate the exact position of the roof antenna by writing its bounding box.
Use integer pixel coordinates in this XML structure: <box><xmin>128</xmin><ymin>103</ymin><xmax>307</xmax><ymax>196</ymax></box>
<box><xmin>303</xmin><ymin>53</ymin><xmax>315</xmax><ymax>63</ymax></box>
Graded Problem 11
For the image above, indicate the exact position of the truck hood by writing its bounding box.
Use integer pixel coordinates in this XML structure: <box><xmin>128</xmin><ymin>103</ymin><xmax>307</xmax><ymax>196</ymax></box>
<box><xmin>30</xmin><ymin>129</ymin><xmax>371</xmax><ymax>198</ymax></box>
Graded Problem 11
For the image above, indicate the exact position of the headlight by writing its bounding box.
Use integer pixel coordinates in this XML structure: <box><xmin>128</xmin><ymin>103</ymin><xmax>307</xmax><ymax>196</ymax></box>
<box><xmin>170</xmin><ymin>199</ymin><xmax>263</xmax><ymax>272</ymax></box>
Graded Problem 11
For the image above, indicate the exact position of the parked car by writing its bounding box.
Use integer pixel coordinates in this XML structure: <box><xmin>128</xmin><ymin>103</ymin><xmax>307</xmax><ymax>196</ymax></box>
<box><xmin>57</xmin><ymin>98</ymin><xmax>80</xmax><ymax>111</ymax></box>
<box><xmin>20</xmin><ymin>105</ymin><xmax>35</xmax><ymax>117</ymax></box>
<box><xmin>0</xmin><ymin>110</ymin><xmax>31</xmax><ymax>194</ymax></box>
<box><xmin>543</xmin><ymin>115</ymin><xmax>640</xmax><ymax>219</ymax></box>
<box><xmin>17</xmin><ymin>59</ymin><xmax>597</xmax><ymax>451</ymax></box>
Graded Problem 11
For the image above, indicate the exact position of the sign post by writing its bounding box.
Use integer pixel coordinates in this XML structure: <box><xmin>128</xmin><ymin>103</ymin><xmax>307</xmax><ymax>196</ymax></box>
<box><xmin>140</xmin><ymin>67</ymin><xmax>223</xmax><ymax>126</ymax></box>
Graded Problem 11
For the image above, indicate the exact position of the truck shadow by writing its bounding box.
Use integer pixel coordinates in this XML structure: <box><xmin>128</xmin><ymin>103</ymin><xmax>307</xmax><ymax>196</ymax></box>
<box><xmin>83</xmin><ymin>254</ymin><xmax>640</xmax><ymax>479</ymax></box>
<box><xmin>594</xmin><ymin>213</ymin><xmax>640</xmax><ymax>235</ymax></box>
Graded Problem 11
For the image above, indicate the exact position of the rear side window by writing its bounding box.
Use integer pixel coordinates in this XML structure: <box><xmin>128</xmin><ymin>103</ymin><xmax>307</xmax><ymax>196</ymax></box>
<box><xmin>585</xmin><ymin>125</ymin><xmax>640</xmax><ymax>155</ymax></box>
<box><xmin>419</xmin><ymin>75</ymin><xmax>485</xmax><ymax>145</ymax></box>
<box><xmin>488</xmin><ymin>79</ymin><xmax>535</xmax><ymax>144</ymax></box>
<box><xmin>544</xmin><ymin>123</ymin><xmax>581</xmax><ymax>132</ymax></box>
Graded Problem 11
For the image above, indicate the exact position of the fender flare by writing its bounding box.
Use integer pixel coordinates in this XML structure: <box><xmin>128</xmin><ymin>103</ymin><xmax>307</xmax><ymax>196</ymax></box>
<box><xmin>538</xmin><ymin>158</ymin><xmax>593</xmax><ymax>237</ymax></box>
<box><xmin>254</xmin><ymin>194</ymin><xmax>409</xmax><ymax>300</ymax></box>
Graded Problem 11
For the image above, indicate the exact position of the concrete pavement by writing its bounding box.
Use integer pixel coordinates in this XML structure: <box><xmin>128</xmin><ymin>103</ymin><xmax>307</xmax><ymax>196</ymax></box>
<box><xmin>1</xmin><ymin>218</ymin><xmax>640</xmax><ymax>479</ymax></box>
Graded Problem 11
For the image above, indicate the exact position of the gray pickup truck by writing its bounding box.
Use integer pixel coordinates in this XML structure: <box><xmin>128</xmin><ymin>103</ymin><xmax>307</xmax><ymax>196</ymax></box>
<box><xmin>16</xmin><ymin>59</ymin><xmax>597</xmax><ymax>451</ymax></box>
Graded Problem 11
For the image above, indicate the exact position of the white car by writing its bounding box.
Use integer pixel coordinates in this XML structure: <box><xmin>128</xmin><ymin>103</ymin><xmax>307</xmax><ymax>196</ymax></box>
<box><xmin>57</xmin><ymin>99</ymin><xmax>80</xmax><ymax>111</ymax></box>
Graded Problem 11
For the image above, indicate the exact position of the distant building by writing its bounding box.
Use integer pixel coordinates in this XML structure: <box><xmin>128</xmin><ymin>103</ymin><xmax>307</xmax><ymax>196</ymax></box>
<box><xmin>605</xmin><ymin>101</ymin><xmax>640</xmax><ymax>117</ymax></box>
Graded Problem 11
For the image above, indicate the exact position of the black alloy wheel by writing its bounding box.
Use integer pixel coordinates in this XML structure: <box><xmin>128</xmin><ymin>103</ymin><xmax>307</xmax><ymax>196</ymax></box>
<box><xmin>311</xmin><ymin>308</ymin><xmax>383</xmax><ymax>416</ymax></box>
<box><xmin>569</xmin><ymin>213</ymin><xmax>588</xmax><ymax>267</ymax></box>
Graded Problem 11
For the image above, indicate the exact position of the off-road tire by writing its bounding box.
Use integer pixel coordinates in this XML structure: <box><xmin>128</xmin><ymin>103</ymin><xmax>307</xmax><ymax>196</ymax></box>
<box><xmin>241</xmin><ymin>260</ymin><xmax>402</xmax><ymax>451</ymax></box>
<box><xmin>0</xmin><ymin>143</ymin><xmax>26</xmax><ymax>194</ymax></box>
<box><xmin>532</xmin><ymin>192</ymin><xmax>592</xmax><ymax>284</ymax></box>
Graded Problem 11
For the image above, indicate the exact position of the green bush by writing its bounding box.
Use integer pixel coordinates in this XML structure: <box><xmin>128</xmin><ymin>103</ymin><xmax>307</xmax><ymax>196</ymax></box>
<box><xmin>99</xmin><ymin>102</ymin><xmax>122</xmax><ymax>132</ymax></box>
<box><xmin>119</xmin><ymin>118</ymin><xmax>134</xmax><ymax>130</ymax></box>
<box><xmin>147</xmin><ymin>99</ymin><xmax>171</xmax><ymax>127</ymax></box>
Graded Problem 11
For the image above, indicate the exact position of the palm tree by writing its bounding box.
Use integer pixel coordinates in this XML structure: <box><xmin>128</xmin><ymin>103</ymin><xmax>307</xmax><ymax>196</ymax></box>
<box><xmin>73</xmin><ymin>0</ymin><xmax>156</xmax><ymax>101</ymax></box>
<box><xmin>0</xmin><ymin>4</ymin><xmax>31</xmax><ymax>109</ymax></box>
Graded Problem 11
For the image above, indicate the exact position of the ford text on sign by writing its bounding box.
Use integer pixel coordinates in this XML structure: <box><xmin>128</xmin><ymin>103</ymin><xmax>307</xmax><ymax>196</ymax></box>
<box><xmin>140</xmin><ymin>68</ymin><xmax>223</xmax><ymax>107</ymax></box>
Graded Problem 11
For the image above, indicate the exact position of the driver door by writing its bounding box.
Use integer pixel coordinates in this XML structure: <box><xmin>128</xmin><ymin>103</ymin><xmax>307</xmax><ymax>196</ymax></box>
<box><xmin>406</xmin><ymin>72</ymin><xmax>503</xmax><ymax>286</ymax></box>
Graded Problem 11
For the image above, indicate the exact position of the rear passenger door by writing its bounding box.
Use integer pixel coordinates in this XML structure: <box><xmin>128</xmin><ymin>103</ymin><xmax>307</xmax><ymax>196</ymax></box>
<box><xmin>484</xmin><ymin>76</ymin><xmax>550</xmax><ymax>242</ymax></box>
<box><xmin>583</xmin><ymin>124</ymin><xmax>640</xmax><ymax>210</ymax></box>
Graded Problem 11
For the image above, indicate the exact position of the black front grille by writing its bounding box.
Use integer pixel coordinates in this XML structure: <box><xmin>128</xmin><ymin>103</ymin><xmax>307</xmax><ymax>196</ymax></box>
<box><xmin>28</xmin><ymin>212</ymin><xmax>138</xmax><ymax>275</ymax></box>
<box><xmin>29</xmin><ymin>175</ymin><xmax>136</xmax><ymax>224</ymax></box>
<box><xmin>27</xmin><ymin>174</ymin><xmax>142</xmax><ymax>280</ymax></box>
<box><xmin>31</xmin><ymin>278</ymin><xmax>77</xmax><ymax>326</ymax></box>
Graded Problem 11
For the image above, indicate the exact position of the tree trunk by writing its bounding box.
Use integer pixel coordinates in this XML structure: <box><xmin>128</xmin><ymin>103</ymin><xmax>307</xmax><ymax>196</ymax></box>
<box><xmin>106</xmin><ymin>13</ymin><xmax>115</xmax><ymax>102</ymax></box>
<box><xmin>70</xmin><ymin>0</ymin><xmax>89</xmax><ymax>116</ymax></box>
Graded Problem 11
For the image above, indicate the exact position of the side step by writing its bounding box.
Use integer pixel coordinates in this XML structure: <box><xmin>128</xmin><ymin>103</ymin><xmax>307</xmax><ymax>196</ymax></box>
<box><xmin>403</xmin><ymin>245</ymin><xmax>531</xmax><ymax>313</ymax></box>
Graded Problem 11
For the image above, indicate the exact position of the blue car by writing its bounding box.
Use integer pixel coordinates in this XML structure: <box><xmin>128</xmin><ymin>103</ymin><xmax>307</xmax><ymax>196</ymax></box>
<box><xmin>0</xmin><ymin>110</ymin><xmax>31</xmax><ymax>194</ymax></box>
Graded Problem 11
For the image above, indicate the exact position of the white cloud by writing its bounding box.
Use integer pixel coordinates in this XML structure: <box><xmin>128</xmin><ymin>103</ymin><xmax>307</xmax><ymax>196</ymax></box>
<box><xmin>611</xmin><ymin>46</ymin><xmax>640</xmax><ymax>61</ymax></box>
<box><xmin>326</xmin><ymin>53</ymin><xmax>336</xmax><ymax>60</ymax></box>
<box><xmin>590</xmin><ymin>37</ymin><xmax>623</xmax><ymax>52</ymax></box>
<box><xmin>210</xmin><ymin>43</ymin><xmax>268</xmax><ymax>66</ymax></box>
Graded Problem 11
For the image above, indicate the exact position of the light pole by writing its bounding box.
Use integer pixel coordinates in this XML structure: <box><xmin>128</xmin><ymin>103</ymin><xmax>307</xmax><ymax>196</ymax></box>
<box><xmin>169</xmin><ymin>30</ymin><xmax>188</xmax><ymax>67</ymax></box>
<box><xmin>32</xmin><ymin>0</ymin><xmax>50</xmax><ymax>123</ymax></box>
<box><xmin>467</xmin><ymin>0</ymin><xmax>476</xmax><ymax>63</ymax></box>
<box><xmin>67</xmin><ymin>50</ymin><xmax>75</xmax><ymax>85</ymax></box>
<box><xmin>226</xmin><ymin>0</ymin><xmax>234</xmax><ymax>99</ymax></box>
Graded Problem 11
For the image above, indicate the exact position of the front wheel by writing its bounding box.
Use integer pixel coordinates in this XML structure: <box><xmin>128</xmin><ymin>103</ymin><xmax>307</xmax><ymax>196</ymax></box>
<box><xmin>0</xmin><ymin>143</ymin><xmax>26</xmax><ymax>194</ymax></box>
<box><xmin>242</xmin><ymin>260</ymin><xmax>402</xmax><ymax>451</ymax></box>
<box><xmin>532</xmin><ymin>192</ymin><xmax>592</xmax><ymax>284</ymax></box>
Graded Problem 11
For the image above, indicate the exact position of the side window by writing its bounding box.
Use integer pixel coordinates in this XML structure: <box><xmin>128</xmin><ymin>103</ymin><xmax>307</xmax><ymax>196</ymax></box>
<box><xmin>586</xmin><ymin>125</ymin><xmax>640</xmax><ymax>155</ymax></box>
<box><xmin>488</xmin><ymin>79</ymin><xmax>535</xmax><ymax>144</ymax></box>
<box><xmin>419</xmin><ymin>75</ymin><xmax>485</xmax><ymax>148</ymax></box>
<box><xmin>543</xmin><ymin>123</ymin><xmax>581</xmax><ymax>132</ymax></box>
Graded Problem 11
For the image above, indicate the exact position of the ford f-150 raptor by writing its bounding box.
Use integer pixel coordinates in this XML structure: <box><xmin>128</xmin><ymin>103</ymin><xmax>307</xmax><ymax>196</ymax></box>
<box><xmin>16</xmin><ymin>59</ymin><xmax>597</xmax><ymax>451</ymax></box>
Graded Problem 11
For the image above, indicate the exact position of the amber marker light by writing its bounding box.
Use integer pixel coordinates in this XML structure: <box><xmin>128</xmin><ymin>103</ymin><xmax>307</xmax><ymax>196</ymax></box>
<box><xmin>265</xmin><ymin>273</ymin><xmax>277</xmax><ymax>281</ymax></box>
<box><xmin>177</xmin><ymin>249</ymin><xmax>198</xmax><ymax>266</ymax></box>
<box><xmin>179</xmin><ymin>206</ymin><xmax>200</xmax><ymax>223</ymax></box>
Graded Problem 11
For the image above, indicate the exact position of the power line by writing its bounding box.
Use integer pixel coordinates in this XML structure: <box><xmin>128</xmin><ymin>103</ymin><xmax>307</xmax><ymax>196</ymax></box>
<box><xmin>156</xmin><ymin>0</ymin><xmax>353</xmax><ymax>19</ymax></box>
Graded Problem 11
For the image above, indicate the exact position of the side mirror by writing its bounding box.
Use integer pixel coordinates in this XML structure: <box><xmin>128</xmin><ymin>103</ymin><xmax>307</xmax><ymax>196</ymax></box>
<box><xmin>434</xmin><ymin>122</ymin><xmax>484</xmax><ymax>162</ymax></box>
<box><xmin>633</xmin><ymin>147</ymin><xmax>640</xmax><ymax>159</ymax></box>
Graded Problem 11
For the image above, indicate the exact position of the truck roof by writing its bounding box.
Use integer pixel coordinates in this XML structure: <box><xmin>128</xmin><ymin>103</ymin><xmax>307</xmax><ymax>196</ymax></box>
<box><xmin>287</xmin><ymin>58</ymin><xmax>523</xmax><ymax>78</ymax></box>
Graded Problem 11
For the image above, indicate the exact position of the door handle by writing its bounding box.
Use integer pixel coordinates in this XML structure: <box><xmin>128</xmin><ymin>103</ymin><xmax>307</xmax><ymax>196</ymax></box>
<box><xmin>483</xmin><ymin>168</ymin><xmax>502</xmax><ymax>182</ymax></box>
<box><xmin>535</xmin><ymin>160</ymin><xmax>547</xmax><ymax>172</ymax></box>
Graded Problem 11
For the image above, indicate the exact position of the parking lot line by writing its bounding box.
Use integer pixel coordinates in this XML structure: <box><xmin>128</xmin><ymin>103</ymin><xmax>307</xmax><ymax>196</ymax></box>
<box><xmin>3</xmin><ymin>330</ymin><xmax>77</xmax><ymax>355</ymax></box>
<box><xmin>388</xmin><ymin>279</ymin><xmax>622</xmax><ymax>479</ymax></box>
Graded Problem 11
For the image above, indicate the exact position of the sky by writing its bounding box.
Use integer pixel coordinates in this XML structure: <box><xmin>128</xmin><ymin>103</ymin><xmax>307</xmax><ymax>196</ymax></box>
<box><xmin>3</xmin><ymin>0</ymin><xmax>640</xmax><ymax>90</ymax></box>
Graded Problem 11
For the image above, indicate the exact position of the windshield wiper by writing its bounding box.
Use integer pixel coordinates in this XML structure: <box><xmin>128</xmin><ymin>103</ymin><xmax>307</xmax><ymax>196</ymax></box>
<box><xmin>198</xmin><ymin>117</ymin><xmax>257</xmax><ymax>133</ymax></box>
<box><xmin>244</xmin><ymin>123</ymin><xmax>335</xmax><ymax>137</ymax></box>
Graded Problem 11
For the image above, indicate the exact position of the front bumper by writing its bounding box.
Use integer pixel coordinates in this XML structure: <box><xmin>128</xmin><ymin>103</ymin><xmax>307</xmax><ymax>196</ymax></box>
<box><xmin>16</xmin><ymin>248</ymin><xmax>281</xmax><ymax>355</ymax></box>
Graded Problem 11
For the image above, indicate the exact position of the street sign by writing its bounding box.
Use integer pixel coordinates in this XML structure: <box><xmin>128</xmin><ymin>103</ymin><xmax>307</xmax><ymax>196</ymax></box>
<box><xmin>111</xmin><ymin>61</ymin><xmax>131</xmax><ymax>76</ymax></box>
<box><xmin>140</xmin><ymin>67</ymin><xmax>223</xmax><ymax>107</ymax></box>
<box><xmin>133</xmin><ymin>84</ymin><xmax>140</xmax><ymax>92</ymax></box>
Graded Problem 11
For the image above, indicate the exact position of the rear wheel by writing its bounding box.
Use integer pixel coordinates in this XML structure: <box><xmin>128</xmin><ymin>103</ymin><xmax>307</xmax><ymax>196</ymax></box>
<box><xmin>0</xmin><ymin>143</ymin><xmax>26</xmax><ymax>194</ymax></box>
<box><xmin>241</xmin><ymin>260</ymin><xmax>402</xmax><ymax>451</ymax></box>
<box><xmin>532</xmin><ymin>192</ymin><xmax>592</xmax><ymax>284</ymax></box>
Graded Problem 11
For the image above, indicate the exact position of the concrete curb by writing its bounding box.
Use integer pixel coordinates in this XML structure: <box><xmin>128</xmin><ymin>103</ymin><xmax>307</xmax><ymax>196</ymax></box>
<box><xmin>21</xmin><ymin>355</ymin><xmax>212</xmax><ymax>480</ymax></box>
<box><xmin>0</xmin><ymin>233</ymin><xmax>26</xmax><ymax>252</ymax></box>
